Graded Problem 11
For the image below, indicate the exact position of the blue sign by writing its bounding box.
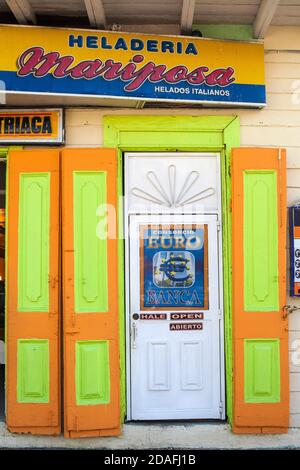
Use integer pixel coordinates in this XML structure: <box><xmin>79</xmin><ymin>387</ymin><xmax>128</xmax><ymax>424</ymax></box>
<box><xmin>140</xmin><ymin>225</ymin><xmax>209</xmax><ymax>310</ymax></box>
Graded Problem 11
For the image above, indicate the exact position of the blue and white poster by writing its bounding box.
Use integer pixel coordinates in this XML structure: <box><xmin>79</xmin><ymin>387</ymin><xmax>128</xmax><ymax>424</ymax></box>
<box><xmin>140</xmin><ymin>225</ymin><xmax>208</xmax><ymax>310</ymax></box>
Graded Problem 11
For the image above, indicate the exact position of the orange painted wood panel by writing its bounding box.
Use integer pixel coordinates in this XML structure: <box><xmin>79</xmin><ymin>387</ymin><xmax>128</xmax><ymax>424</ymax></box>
<box><xmin>232</xmin><ymin>147</ymin><xmax>289</xmax><ymax>433</ymax></box>
<box><xmin>6</xmin><ymin>149</ymin><xmax>60</xmax><ymax>435</ymax></box>
<box><xmin>62</xmin><ymin>148</ymin><xmax>120</xmax><ymax>438</ymax></box>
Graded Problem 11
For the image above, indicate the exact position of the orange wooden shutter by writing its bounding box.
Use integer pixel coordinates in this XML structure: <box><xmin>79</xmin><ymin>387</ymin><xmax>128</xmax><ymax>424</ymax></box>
<box><xmin>232</xmin><ymin>147</ymin><xmax>289</xmax><ymax>433</ymax></box>
<box><xmin>62</xmin><ymin>148</ymin><xmax>120</xmax><ymax>438</ymax></box>
<box><xmin>6</xmin><ymin>150</ymin><xmax>60</xmax><ymax>435</ymax></box>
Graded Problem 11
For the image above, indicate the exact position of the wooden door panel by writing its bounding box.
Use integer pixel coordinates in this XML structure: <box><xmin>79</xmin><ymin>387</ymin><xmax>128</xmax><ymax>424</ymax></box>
<box><xmin>62</xmin><ymin>148</ymin><xmax>119</xmax><ymax>438</ymax></box>
<box><xmin>6</xmin><ymin>150</ymin><xmax>60</xmax><ymax>435</ymax></box>
<box><xmin>232</xmin><ymin>147</ymin><xmax>289</xmax><ymax>434</ymax></box>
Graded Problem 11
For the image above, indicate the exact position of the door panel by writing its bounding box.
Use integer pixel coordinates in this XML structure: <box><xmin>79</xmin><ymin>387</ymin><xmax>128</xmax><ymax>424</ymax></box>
<box><xmin>232</xmin><ymin>147</ymin><xmax>289</xmax><ymax>433</ymax></box>
<box><xmin>6</xmin><ymin>150</ymin><xmax>60</xmax><ymax>435</ymax></box>
<box><xmin>129</xmin><ymin>215</ymin><xmax>223</xmax><ymax>420</ymax></box>
<box><xmin>62</xmin><ymin>148</ymin><xmax>120</xmax><ymax>438</ymax></box>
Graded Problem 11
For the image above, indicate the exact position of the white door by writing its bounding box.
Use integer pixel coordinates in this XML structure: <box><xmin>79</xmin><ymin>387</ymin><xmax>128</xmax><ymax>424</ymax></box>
<box><xmin>129</xmin><ymin>214</ymin><xmax>224</xmax><ymax>420</ymax></box>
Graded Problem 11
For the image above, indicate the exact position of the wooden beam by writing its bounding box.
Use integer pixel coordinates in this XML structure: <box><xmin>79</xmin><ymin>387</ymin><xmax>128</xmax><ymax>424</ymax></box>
<box><xmin>84</xmin><ymin>0</ymin><xmax>106</xmax><ymax>29</ymax></box>
<box><xmin>5</xmin><ymin>0</ymin><xmax>37</xmax><ymax>24</ymax></box>
<box><xmin>253</xmin><ymin>0</ymin><xmax>280</xmax><ymax>39</ymax></box>
<box><xmin>181</xmin><ymin>0</ymin><xmax>195</xmax><ymax>35</ymax></box>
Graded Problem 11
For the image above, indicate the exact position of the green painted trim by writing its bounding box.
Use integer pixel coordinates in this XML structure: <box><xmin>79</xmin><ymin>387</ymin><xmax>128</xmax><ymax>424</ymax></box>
<box><xmin>244</xmin><ymin>171</ymin><xmax>279</xmax><ymax>311</ymax></box>
<box><xmin>0</xmin><ymin>149</ymin><xmax>8</xmax><ymax>159</ymax></box>
<box><xmin>116</xmin><ymin>148</ymin><xmax>126</xmax><ymax>421</ymax></box>
<box><xmin>244</xmin><ymin>339</ymin><xmax>280</xmax><ymax>403</ymax></box>
<box><xmin>103</xmin><ymin>114</ymin><xmax>240</xmax><ymax>426</ymax></box>
<box><xmin>192</xmin><ymin>24</ymin><xmax>253</xmax><ymax>41</ymax></box>
<box><xmin>76</xmin><ymin>340</ymin><xmax>110</xmax><ymax>405</ymax></box>
<box><xmin>0</xmin><ymin>146</ymin><xmax>21</xmax><ymax>159</ymax></box>
<box><xmin>17</xmin><ymin>339</ymin><xmax>49</xmax><ymax>403</ymax></box>
<box><xmin>73</xmin><ymin>171</ymin><xmax>108</xmax><ymax>313</ymax></box>
<box><xmin>18</xmin><ymin>172</ymin><xmax>50</xmax><ymax>312</ymax></box>
<box><xmin>223</xmin><ymin>116</ymin><xmax>240</xmax><ymax>424</ymax></box>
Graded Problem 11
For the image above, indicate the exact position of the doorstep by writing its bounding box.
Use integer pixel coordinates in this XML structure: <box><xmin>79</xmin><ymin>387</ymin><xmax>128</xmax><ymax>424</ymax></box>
<box><xmin>0</xmin><ymin>422</ymin><xmax>300</xmax><ymax>449</ymax></box>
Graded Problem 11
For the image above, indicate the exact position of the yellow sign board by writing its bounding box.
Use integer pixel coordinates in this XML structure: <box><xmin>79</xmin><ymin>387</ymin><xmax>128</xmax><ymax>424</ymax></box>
<box><xmin>0</xmin><ymin>108</ymin><xmax>63</xmax><ymax>143</ymax></box>
<box><xmin>0</xmin><ymin>25</ymin><xmax>266</xmax><ymax>107</ymax></box>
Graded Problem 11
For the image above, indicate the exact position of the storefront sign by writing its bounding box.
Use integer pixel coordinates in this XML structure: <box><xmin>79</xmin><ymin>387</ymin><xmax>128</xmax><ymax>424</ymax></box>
<box><xmin>289</xmin><ymin>205</ymin><xmax>300</xmax><ymax>297</ymax></box>
<box><xmin>170</xmin><ymin>312</ymin><xmax>203</xmax><ymax>320</ymax></box>
<box><xmin>170</xmin><ymin>323</ymin><xmax>203</xmax><ymax>331</ymax></box>
<box><xmin>139</xmin><ymin>313</ymin><xmax>167</xmax><ymax>320</ymax></box>
<box><xmin>0</xmin><ymin>25</ymin><xmax>265</xmax><ymax>107</ymax></box>
<box><xmin>0</xmin><ymin>109</ymin><xmax>63</xmax><ymax>143</ymax></box>
<box><xmin>140</xmin><ymin>225</ymin><xmax>209</xmax><ymax>310</ymax></box>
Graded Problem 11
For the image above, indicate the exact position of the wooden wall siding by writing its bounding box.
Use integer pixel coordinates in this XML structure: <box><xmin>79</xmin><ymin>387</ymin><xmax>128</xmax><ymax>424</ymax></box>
<box><xmin>23</xmin><ymin>0</ymin><xmax>87</xmax><ymax>17</ymax></box>
<box><xmin>194</xmin><ymin>1</ymin><xmax>259</xmax><ymax>25</ymax></box>
<box><xmin>0</xmin><ymin>1</ymin><xmax>9</xmax><ymax>13</ymax></box>
<box><xmin>2</xmin><ymin>1</ymin><xmax>300</xmax><ymax>28</ymax></box>
<box><xmin>103</xmin><ymin>0</ymin><xmax>182</xmax><ymax>25</ymax></box>
<box><xmin>274</xmin><ymin>3</ymin><xmax>300</xmax><ymax>26</ymax></box>
<box><xmin>63</xmin><ymin>26</ymin><xmax>300</xmax><ymax>428</ymax></box>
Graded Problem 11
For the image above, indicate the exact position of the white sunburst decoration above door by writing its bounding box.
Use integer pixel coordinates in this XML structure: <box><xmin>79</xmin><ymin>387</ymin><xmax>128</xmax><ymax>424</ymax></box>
<box><xmin>125</xmin><ymin>153</ymin><xmax>220</xmax><ymax>215</ymax></box>
<box><xmin>131</xmin><ymin>164</ymin><xmax>216</xmax><ymax>208</ymax></box>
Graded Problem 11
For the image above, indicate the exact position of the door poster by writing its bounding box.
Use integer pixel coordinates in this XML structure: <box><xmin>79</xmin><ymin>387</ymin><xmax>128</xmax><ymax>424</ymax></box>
<box><xmin>140</xmin><ymin>224</ymin><xmax>208</xmax><ymax>310</ymax></box>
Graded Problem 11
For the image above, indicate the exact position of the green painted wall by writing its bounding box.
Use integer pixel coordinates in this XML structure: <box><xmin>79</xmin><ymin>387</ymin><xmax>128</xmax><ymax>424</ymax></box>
<box><xmin>73</xmin><ymin>171</ymin><xmax>108</xmax><ymax>313</ymax></box>
<box><xmin>244</xmin><ymin>170</ymin><xmax>279</xmax><ymax>311</ymax></box>
<box><xmin>17</xmin><ymin>339</ymin><xmax>49</xmax><ymax>403</ymax></box>
<box><xmin>18</xmin><ymin>172</ymin><xmax>50</xmax><ymax>312</ymax></box>
<box><xmin>103</xmin><ymin>115</ymin><xmax>240</xmax><ymax>426</ymax></box>
<box><xmin>244</xmin><ymin>339</ymin><xmax>280</xmax><ymax>403</ymax></box>
<box><xmin>192</xmin><ymin>24</ymin><xmax>253</xmax><ymax>41</ymax></box>
<box><xmin>76</xmin><ymin>340</ymin><xmax>110</xmax><ymax>405</ymax></box>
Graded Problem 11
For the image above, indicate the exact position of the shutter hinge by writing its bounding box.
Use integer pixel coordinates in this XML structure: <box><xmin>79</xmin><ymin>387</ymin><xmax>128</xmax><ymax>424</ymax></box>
<box><xmin>48</xmin><ymin>274</ymin><xmax>59</xmax><ymax>289</ymax></box>
<box><xmin>217</xmin><ymin>221</ymin><xmax>221</xmax><ymax>232</ymax></box>
<box><xmin>65</xmin><ymin>327</ymin><xmax>80</xmax><ymax>335</ymax></box>
<box><xmin>218</xmin><ymin>309</ymin><xmax>222</xmax><ymax>320</ymax></box>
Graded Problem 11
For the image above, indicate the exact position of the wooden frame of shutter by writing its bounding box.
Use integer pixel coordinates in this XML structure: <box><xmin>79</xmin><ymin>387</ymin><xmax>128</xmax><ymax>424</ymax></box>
<box><xmin>62</xmin><ymin>148</ymin><xmax>120</xmax><ymax>438</ymax></box>
<box><xmin>6</xmin><ymin>149</ymin><xmax>61</xmax><ymax>435</ymax></box>
<box><xmin>232</xmin><ymin>147</ymin><xmax>289</xmax><ymax>434</ymax></box>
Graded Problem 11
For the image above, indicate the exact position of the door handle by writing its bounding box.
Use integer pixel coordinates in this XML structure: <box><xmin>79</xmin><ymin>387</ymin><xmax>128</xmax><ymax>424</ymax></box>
<box><xmin>131</xmin><ymin>321</ymin><xmax>137</xmax><ymax>349</ymax></box>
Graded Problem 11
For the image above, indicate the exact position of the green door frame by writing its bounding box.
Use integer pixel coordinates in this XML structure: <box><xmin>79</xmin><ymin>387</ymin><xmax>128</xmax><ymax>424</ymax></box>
<box><xmin>103</xmin><ymin>115</ymin><xmax>240</xmax><ymax>426</ymax></box>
